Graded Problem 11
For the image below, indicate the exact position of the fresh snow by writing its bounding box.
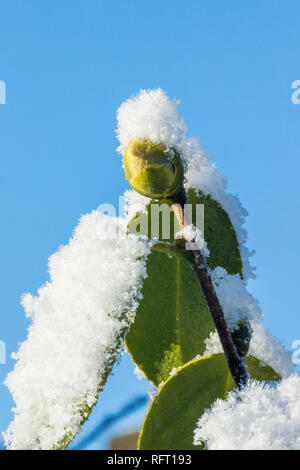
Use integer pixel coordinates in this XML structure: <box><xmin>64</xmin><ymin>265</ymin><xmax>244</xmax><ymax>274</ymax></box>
<box><xmin>211</xmin><ymin>266</ymin><xmax>262</xmax><ymax>329</ymax></box>
<box><xmin>117</xmin><ymin>88</ymin><xmax>255</xmax><ymax>280</ymax></box>
<box><xmin>4</xmin><ymin>212</ymin><xmax>151</xmax><ymax>450</ymax></box>
<box><xmin>176</xmin><ymin>224</ymin><xmax>210</xmax><ymax>256</ymax></box>
<box><xmin>117</xmin><ymin>88</ymin><xmax>294</xmax><ymax>382</ymax></box>
<box><xmin>202</xmin><ymin>327</ymin><xmax>294</xmax><ymax>379</ymax></box>
<box><xmin>194</xmin><ymin>375</ymin><xmax>300</xmax><ymax>450</ymax></box>
<box><xmin>248</xmin><ymin>322</ymin><xmax>294</xmax><ymax>379</ymax></box>
<box><xmin>123</xmin><ymin>189</ymin><xmax>149</xmax><ymax>225</ymax></box>
<box><xmin>204</xmin><ymin>269</ymin><xmax>294</xmax><ymax>378</ymax></box>
<box><xmin>5</xmin><ymin>89</ymin><xmax>296</xmax><ymax>451</ymax></box>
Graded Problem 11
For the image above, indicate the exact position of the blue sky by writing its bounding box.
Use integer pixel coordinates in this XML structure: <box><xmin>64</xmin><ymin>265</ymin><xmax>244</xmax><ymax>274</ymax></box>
<box><xmin>0</xmin><ymin>0</ymin><xmax>299</xmax><ymax>449</ymax></box>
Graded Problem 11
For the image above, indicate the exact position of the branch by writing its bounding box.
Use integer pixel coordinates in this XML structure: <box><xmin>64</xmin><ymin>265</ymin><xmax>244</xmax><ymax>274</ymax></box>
<box><xmin>173</xmin><ymin>191</ymin><xmax>248</xmax><ymax>389</ymax></box>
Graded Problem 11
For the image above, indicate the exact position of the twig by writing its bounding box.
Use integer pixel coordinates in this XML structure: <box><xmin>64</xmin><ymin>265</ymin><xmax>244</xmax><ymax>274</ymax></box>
<box><xmin>173</xmin><ymin>191</ymin><xmax>248</xmax><ymax>389</ymax></box>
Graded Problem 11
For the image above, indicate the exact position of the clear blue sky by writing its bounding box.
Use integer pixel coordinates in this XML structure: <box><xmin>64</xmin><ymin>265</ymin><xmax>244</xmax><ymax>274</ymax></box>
<box><xmin>0</xmin><ymin>0</ymin><xmax>299</xmax><ymax>449</ymax></box>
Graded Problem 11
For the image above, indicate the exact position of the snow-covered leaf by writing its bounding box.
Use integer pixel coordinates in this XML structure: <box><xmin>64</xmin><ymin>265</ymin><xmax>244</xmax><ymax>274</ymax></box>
<box><xmin>138</xmin><ymin>354</ymin><xmax>280</xmax><ymax>450</ymax></box>
<box><xmin>126</xmin><ymin>191</ymin><xmax>245</xmax><ymax>385</ymax></box>
<box><xmin>187</xmin><ymin>188</ymin><xmax>243</xmax><ymax>276</ymax></box>
<box><xmin>4</xmin><ymin>213</ymin><xmax>151</xmax><ymax>450</ymax></box>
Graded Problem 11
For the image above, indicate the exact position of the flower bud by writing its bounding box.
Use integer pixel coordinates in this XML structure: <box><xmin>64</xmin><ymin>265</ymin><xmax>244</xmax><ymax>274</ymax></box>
<box><xmin>123</xmin><ymin>139</ymin><xmax>184</xmax><ymax>199</ymax></box>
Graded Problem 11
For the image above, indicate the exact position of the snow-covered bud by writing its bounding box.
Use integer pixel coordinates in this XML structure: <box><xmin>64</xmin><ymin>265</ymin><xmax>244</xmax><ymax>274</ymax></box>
<box><xmin>123</xmin><ymin>139</ymin><xmax>184</xmax><ymax>199</ymax></box>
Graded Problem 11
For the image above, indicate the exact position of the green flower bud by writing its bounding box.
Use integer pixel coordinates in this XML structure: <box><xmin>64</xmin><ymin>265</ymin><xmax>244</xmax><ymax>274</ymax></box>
<box><xmin>123</xmin><ymin>139</ymin><xmax>184</xmax><ymax>199</ymax></box>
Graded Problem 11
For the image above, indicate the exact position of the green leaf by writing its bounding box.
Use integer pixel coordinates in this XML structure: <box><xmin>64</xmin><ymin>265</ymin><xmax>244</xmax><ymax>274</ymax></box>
<box><xmin>127</xmin><ymin>189</ymin><xmax>243</xmax><ymax>279</ymax></box>
<box><xmin>126</xmin><ymin>190</ymin><xmax>244</xmax><ymax>385</ymax></box>
<box><xmin>187</xmin><ymin>188</ymin><xmax>243</xmax><ymax>277</ymax></box>
<box><xmin>138</xmin><ymin>354</ymin><xmax>280</xmax><ymax>450</ymax></box>
<box><xmin>126</xmin><ymin>250</ymin><xmax>214</xmax><ymax>386</ymax></box>
<box><xmin>127</xmin><ymin>196</ymin><xmax>180</xmax><ymax>244</ymax></box>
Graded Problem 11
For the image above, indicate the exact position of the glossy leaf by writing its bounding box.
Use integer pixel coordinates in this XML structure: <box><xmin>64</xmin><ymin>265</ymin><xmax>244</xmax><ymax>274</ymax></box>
<box><xmin>138</xmin><ymin>354</ymin><xmax>281</xmax><ymax>450</ymax></box>
<box><xmin>187</xmin><ymin>188</ymin><xmax>243</xmax><ymax>276</ymax></box>
<box><xmin>126</xmin><ymin>190</ymin><xmax>244</xmax><ymax>385</ymax></box>
<box><xmin>126</xmin><ymin>250</ymin><xmax>214</xmax><ymax>385</ymax></box>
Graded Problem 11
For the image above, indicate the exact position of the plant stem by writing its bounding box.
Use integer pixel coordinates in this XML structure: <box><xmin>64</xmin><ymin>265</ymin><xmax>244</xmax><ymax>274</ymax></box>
<box><xmin>173</xmin><ymin>190</ymin><xmax>248</xmax><ymax>389</ymax></box>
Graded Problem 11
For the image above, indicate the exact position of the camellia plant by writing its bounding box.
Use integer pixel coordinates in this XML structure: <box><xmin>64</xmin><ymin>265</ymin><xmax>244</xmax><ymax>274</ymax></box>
<box><xmin>123</xmin><ymin>139</ymin><xmax>279</xmax><ymax>450</ymax></box>
<box><xmin>4</xmin><ymin>89</ymin><xmax>297</xmax><ymax>451</ymax></box>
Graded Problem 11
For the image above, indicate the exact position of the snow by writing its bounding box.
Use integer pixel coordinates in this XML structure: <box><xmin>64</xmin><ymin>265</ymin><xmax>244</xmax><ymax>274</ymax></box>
<box><xmin>201</xmin><ymin>332</ymin><xmax>223</xmax><ymax>358</ymax></box>
<box><xmin>249</xmin><ymin>322</ymin><xmax>294</xmax><ymax>379</ymax></box>
<box><xmin>118</xmin><ymin>90</ymin><xmax>296</xmax><ymax>450</ymax></box>
<box><xmin>4</xmin><ymin>212</ymin><xmax>151</xmax><ymax>450</ymax></box>
<box><xmin>116</xmin><ymin>89</ymin><xmax>186</xmax><ymax>156</ymax></box>
<box><xmin>202</xmin><ymin>325</ymin><xmax>294</xmax><ymax>379</ymax></box>
<box><xmin>5</xmin><ymin>89</ymin><xmax>295</xmax><ymax>450</ymax></box>
<box><xmin>176</xmin><ymin>224</ymin><xmax>210</xmax><ymax>255</ymax></box>
<box><xmin>194</xmin><ymin>374</ymin><xmax>300</xmax><ymax>450</ymax></box>
<box><xmin>123</xmin><ymin>189</ymin><xmax>149</xmax><ymax>225</ymax></box>
<box><xmin>201</xmin><ymin>268</ymin><xmax>293</xmax><ymax>378</ymax></box>
<box><xmin>203</xmin><ymin>266</ymin><xmax>293</xmax><ymax>378</ymax></box>
<box><xmin>202</xmin><ymin>266</ymin><xmax>294</xmax><ymax>378</ymax></box>
<box><xmin>117</xmin><ymin>88</ymin><xmax>255</xmax><ymax>279</ymax></box>
<box><xmin>118</xmin><ymin>89</ymin><xmax>293</xmax><ymax>378</ymax></box>
<box><xmin>211</xmin><ymin>266</ymin><xmax>262</xmax><ymax>329</ymax></box>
